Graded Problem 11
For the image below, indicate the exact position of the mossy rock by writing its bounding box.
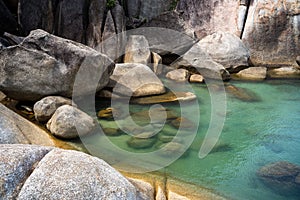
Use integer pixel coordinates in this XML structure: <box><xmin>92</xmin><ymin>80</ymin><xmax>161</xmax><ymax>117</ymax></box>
<box><xmin>127</xmin><ymin>137</ymin><xmax>157</xmax><ymax>149</ymax></box>
<box><xmin>103</xmin><ymin>128</ymin><xmax>122</xmax><ymax>137</ymax></box>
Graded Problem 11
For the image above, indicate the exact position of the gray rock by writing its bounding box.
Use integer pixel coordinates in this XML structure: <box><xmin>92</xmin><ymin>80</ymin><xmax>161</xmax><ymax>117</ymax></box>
<box><xmin>0</xmin><ymin>103</ymin><xmax>55</xmax><ymax>146</ymax></box>
<box><xmin>267</xmin><ymin>67</ymin><xmax>300</xmax><ymax>79</ymax></box>
<box><xmin>46</xmin><ymin>105</ymin><xmax>96</xmax><ymax>139</ymax></box>
<box><xmin>18</xmin><ymin>0</ymin><xmax>55</xmax><ymax>35</ymax></box>
<box><xmin>166</xmin><ymin>69</ymin><xmax>189</xmax><ymax>82</ymax></box>
<box><xmin>0</xmin><ymin>0</ymin><xmax>18</xmax><ymax>34</ymax></box>
<box><xmin>86</xmin><ymin>0</ymin><xmax>106</xmax><ymax>49</ymax></box>
<box><xmin>124</xmin><ymin>35</ymin><xmax>151</xmax><ymax>65</ymax></box>
<box><xmin>257</xmin><ymin>161</ymin><xmax>300</xmax><ymax>195</ymax></box>
<box><xmin>0</xmin><ymin>29</ymin><xmax>113</xmax><ymax>101</ymax></box>
<box><xmin>55</xmin><ymin>0</ymin><xmax>88</xmax><ymax>43</ymax></box>
<box><xmin>0</xmin><ymin>144</ymin><xmax>52</xmax><ymax>200</ymax></box>
<box><xmin>128</xmin><ymin>178</ymin><xmax>154</xmax><ymax>200</ymax></box>
<box><xmin>110</xmin><ymin>63</ymin><xmax>165</xmax><ymax>97</ymax></box>
<box><xmin>152</xmin><ymin>52</ymin><xmax>163</xmax><ymax>75</ymax></box>
<box><xmin>18</xmin><ymin>148</ymin><xmax>137</xmax><ymax>200</ymax></box>
<box><xmin>198</xmin><ymin>32</ymin><xmax>250</xmax><ymax>73</ymax></box>
<box><xmin>101</xmin><ymin>11</ymin><xmax>117</xmax><ymax>58</ymax></box>
<box><xmin>189</xmin><ymin>74</ymin><xmax>204</xmax><ymax>83</ymax></box>
<box><xmin>233</xmin><ymin>67</ymin><xmax>267</xmax><ymax>81</ymax></box>
<box><xmin>33</xmin><ymin>96</ymin><xmax>74</xmax><ymax>123</ymax></box>
<box><xmin>171</xmin><ymin>43</ymin><xmax>231</xmax><ymax>81</ymax></box>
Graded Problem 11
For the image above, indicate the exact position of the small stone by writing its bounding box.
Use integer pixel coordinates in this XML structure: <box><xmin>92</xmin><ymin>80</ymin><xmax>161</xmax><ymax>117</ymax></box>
<box><xmin>166</xmin><ymin>69</ymin><xmax>189</xmax><ymax>82</ymax></box>
<box><xmin>233</xmin><ymin>67</ymin><xmax>267</xmax><ymax>81</ymax></box>
<box><xmin>47</xmin><ymin>105</ymin><xmax>96</xmax><ymax>139</ymax></box>
<box><xmin>103</xmin><ymin>128</ymin><xmax>121</xmax><ymax>136</ymax></box>
<box><xmin>189</xmin><ymin>74</ymin><xmax>204</xmax><ymax>83</ymax></box>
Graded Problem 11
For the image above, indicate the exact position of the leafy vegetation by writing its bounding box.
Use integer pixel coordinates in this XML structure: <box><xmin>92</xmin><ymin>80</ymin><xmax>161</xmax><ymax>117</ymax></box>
<box><xmin>169</xmin><ymin>0</ymin><xmax>179</xmax><ymax>11</ymax></box>
<box><xmin>106</xmin><ymin>0</ymin><xmax>116</xmax><ymax>9</ymax></box>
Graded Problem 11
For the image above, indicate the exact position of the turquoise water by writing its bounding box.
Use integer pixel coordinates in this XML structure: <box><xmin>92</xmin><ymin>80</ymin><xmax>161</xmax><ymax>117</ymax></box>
<box><xmin>93</xmin><ymin>80</ymin><xmax>300</xmax><ymax>200</ymax></box>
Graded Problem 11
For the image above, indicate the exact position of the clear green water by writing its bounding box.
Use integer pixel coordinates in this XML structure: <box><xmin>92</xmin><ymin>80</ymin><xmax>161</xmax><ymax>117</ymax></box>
<box><xmin>94</xmin><ymin>80</ymin><xmax>300</xmax><ymax>200</ymax></box>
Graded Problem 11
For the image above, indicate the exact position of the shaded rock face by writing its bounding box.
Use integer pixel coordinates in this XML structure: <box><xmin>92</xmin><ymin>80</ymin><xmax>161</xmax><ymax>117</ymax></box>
<box><xmin>46</xmin><ymin>105</ymin><xmax>96</xmax><ymax>139</ymax></box>
<box><xmin>176</xmin><ymin>0</ymin><xmax>242</xmax><ymax>38</ymax></box>
<box><xmin>0</xmin><ymin>0</ymin><xmax>18</xmax><ymax>35</ymax></box>
<box><xmin>242</xmin><ymin>0</ymin><xmax>300</xmax><ymax>66</ymax></box>
<box><xmin>198</xmin><ymin>32</ymin><xmax>250</xmax><ymax>73</ymax></box>
<box><xmin>0</xmin><ymin>145</ymin><xmax>53</xmax><ymax>200</ymax></box>
<box><xmin>110</xmin><ymin>63</ymin><xmax>166</xmax><ymax>97</ymax></box>
<box><xmin>257</xmin><ymin>161</ymin><xmax>300</xmax><ymax>196</ymax></box>
<box><xmin>18</xmin><ymin>148</ymin><xmax>137</xmax><ymax>200</ymax></box>
<box><xmin>33</xmin><ymin>96</ymin><xmax>74</xmax><ymax>123</ymax></box>
<box><xmin>0</xmin><ymin>29</ymin><xmax>114</xmax><ymax>101</ymax></box>
<box><xmin>0</xmin><ymin>101</ymin><xmax>55</xmax><ymax>146</ymax></box>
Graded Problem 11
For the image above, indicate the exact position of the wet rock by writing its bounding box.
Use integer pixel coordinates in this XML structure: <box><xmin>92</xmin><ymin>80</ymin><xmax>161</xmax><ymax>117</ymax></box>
<box><xmin>131</xmin><ymin>107</ymin><xmax>178</xmax><ymax>124</ymax></box>
<box><xmin>233</xmin><ymin>67</ymin><xmax>267</xmax><ymax>81</ymax></box>
<box><xmin>0</xmin><ymin>104</ymin><xmax>55</xmax><ymax>146</ymax></box>
<box><xmin>55</xmin><ymin>0</ymin><xmax>88</xmax><ymax>43</ymax></box>
<box><xmin>257</xmin><ymin>161</ymin><xmax>300</xmax><ymax>195</ymax></box>
<box><xmin>189</xmin><ymin>74</ymin><xmax>204</xmax><ymax>83</ymax></box>
<box><xmin>124</xmin><ymin>35</ymin><xmax>151</xmax><ymax>65</ymax></box>
<box><xmin>86</xmin><ymin>0</ymin><xmax>106</xmax><ymax>49</ymax></box>
<box><xmin>242</xmin><ymin>0</ymin><xmax>300</xmax><ymax>67</ymax></box>
<box><xmin>157</xmin><ymin>142</ymin><xmax>187</xmax><ymax>157</ymax></box>
<box><xmin>267</xmin><ymin>67</ymin><xmax>300</xmax><ymax>79</ymax></box>
<box><xmin>46</xmin><ymin>105</ymin><xmax>96</xmax><ymax>139</ymax></box>
<box><xmin>198</xmin><ymin>32</ymin><xmax>250</xmax><ymax>73</ymax></box>
<box><xmin>171</xmin><ymin>117</ymin><xmax>196</xmax><ymax>130</ymax></box>
<box><xmin>18</xmin><ymin>0</ymin><xmax>55</xmax><ymax>35</ymax></box>
<box><xmin>103</xmin><ymin>128</ymin><xmax>121</xmax><ymax>136</ymax></box>
<box><xmin>166</xmin><ymin>69</ymin><xmax>189</xmax><ymax>82</ymax></box>
<box><xmin>0</xmin><ymin>0</ymin><xmax>18</xmax><ymax>35</ymax></box>
<box><xmin>18</xmin><ymin>148</ymin><xmax>137</xmax><ymax>199</ymax></box>
<box><xmin>131</xmin><ymin>91</ymin><xmax>196</xmax><ymax>104</ymax></box>
<box><xmin>0</xmin><ymin>144</ymin><xmax>52</xmax><ymax>200</ymax></box>
<box><xmin>97</xmin><ymin>107</ymin><xmax>115</xmax><ymax>119</ymax></box>
<box><xmin>33</xmin><ymin>96</ymin><xmax>74</xmax><ymax>123</ymax></box>
<box><xmin>225</xmin><ymin>85</ymin><xmax>261</xmax><ymax>102</ymax></box>
<box><xmin>110</xmin><ymin>63</ymin><xmax>165</xmax><ymax>97</ymax></box>
<box><xmin>127</xmin><ymin>137</ymin><xmax>157</xmax><ymax>149</ymax></box>
<box><xmin>0</xmin><ymin>29</ymin><xmax>113</xmax><ymax>101</ymax></box>
<box><xmin>171</xmin><ymin>43</ymin><xmax>231</xmax><ymax>81</ymax></box>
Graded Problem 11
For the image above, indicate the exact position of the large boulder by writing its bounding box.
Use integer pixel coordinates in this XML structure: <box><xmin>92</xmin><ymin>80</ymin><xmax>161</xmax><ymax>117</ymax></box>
<box><xmin>124</xmin><ymin>35</ymin><xmax>151</xmax><ymax>65</ymax></box>
<box><xmin>0</xmin><ymin>0</ymin><xmax>18</xmax><ymax>35</ymax></box>
<box><xmin>242</xmin><ymin>0</ymin><xmax>300</xmax><ymax>67</ymax></box>
<box><xmin>198</xmin><ymin>32</ymin><xmax>250</xmax><ymax>73</ymax></box>
<box><xmin>0</xmin><ymin>29</ymin><xmax>114</xmax><ymax>101</ymax></box>
<box><xmin>46</xmin><ymin>105</ymin><xmax>96</xmax><ymax>139</ymax></box>
<box><xmin>257</xmin><ymin>161</ymin><xmax>300</xmax><ymax>195</ymax></box>
<box><xmin>0</xmin><ymin>103</ymin><xmax>55</xmax><ymax>146</ymax></box>
<box><xmin>33</xmin><ymin>96</ymin><xmax>74</xmax><ymax>123</ymax></box>
<box><xmin>171</xmin><ymin>43</ymin><xmax>231</xmax><ymax>81</ymax></box>
<box><xmin>110</xmin><ymin>63</ymin><xmax>165</xmax><ymax>97</ymax></box>
<box><xmin>0</xmin><ymin>145</ymin><xmax>53</xmax><ymax>200</ymax></box>
<box><xmin>17</xmin><ymin>148</ymin><xmax>138</xmax><ymax>199</ymax></box>
<box><xmin>176</xmin><ymin>0</ymin><xmax>243</xmax><ymax>38</ymax></box>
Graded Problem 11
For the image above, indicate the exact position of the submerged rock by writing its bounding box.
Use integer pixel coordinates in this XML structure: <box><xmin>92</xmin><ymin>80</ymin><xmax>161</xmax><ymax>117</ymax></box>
<box><xmin>233</xmin><ymin>67</ymin><xmax>267</xmax><ymax>81</ymax></box>
<box><xmin>257</xmin><ymin>161</ymin><xmax>300</xmax><ymax>196</ymax></box>
<box><xmin>103</xmin><ymin>127</ymin><xmax>122</xmax><ymax>136</ymax></box>
<box><xmin>18</xmin><ymin>148</ymin><xmax>138</xmax><ymax>199</ymax></box>
<box><xmin>171</xmin><ymin>117</ymin><xmax>196</xmax><ymax>130</ymax></box>
<box><xmin>33</xmin><ymin>96</ymin><xmax>74</xmax><ymax>123</ymax></box>
<box><xmin>225</xmin><ymin>85</ymin><xmax>261</xmax><ymax>102</ymax></box>
<box><xmin>127</xmin><ymin>137</ymin><xmax>157</xmax><ymax>149</ymax></box>
<box><xmin>47</xmin><ymin>105</ymin><xmax>96</xmax><ymax>139</ymax></box>
<box><xmin>198</xmin><ymin>32</ymin><xmax>250</xmax><ymax>73</ymax></box>
<box><xmin>110</xmin><ymin>63</ymin><xmax>165</xmax><ymax>97</ymax></box>
<box><xmin>157</xmin><ymin>142</ymin><xmax>187</xmax><ymax>157</ymax></box>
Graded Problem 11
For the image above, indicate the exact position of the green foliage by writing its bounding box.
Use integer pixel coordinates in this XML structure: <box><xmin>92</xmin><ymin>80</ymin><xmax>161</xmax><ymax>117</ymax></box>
<box><xmin>169</xmin><ymin>0</ymin><xmax>179</xmax><ymax>11</ymax></box>
<box><xmin>106</xmin><ymin>0</ymin><xmax>116</xmax><ymax>9</ymax></box>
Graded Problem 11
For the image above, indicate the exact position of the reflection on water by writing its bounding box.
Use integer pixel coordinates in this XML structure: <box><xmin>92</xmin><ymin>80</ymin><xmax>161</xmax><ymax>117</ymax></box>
<box><xmin>94</xmin><ymin>80</ymin><xmax>300</xmax><ymax>200</ymax></box>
